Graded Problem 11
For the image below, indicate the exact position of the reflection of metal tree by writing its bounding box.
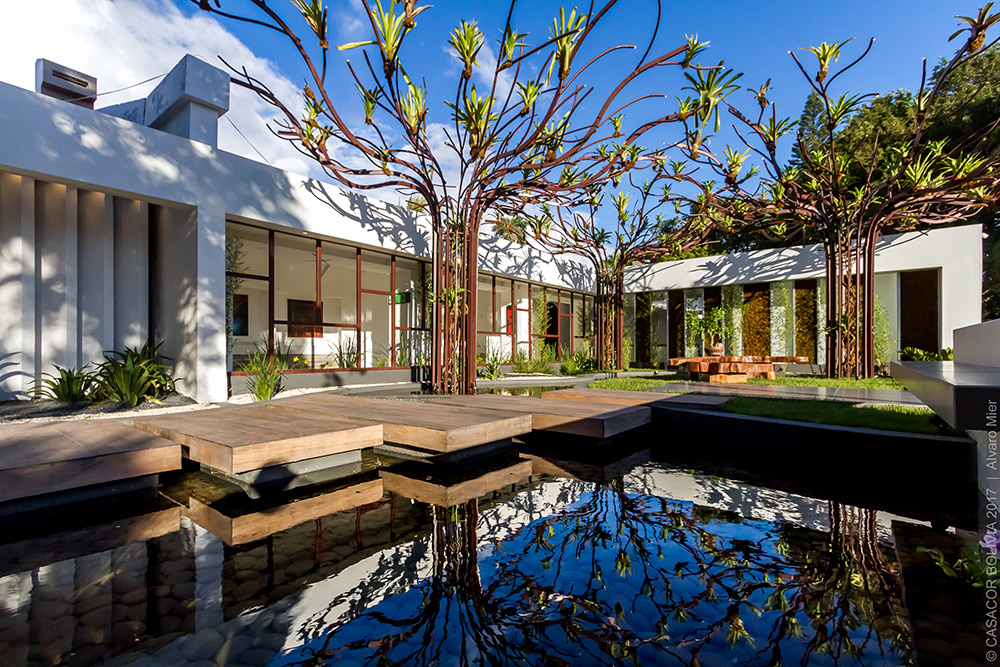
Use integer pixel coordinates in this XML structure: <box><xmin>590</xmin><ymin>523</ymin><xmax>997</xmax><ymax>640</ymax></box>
<box><xmin>685</xmin><ymin>9</ymin><xmax>1000</xmax><ymax>376</ymax></box>
<box><xmin>496</xmin><ymin>168</ymin><xmax>713</xmax><ymax>369</ymax></box>
<box><xmin>194</xmin><ymin>0</ymin><xmax>721</xmax><ymax>393</ymax></box>
<box><xmin>284</xmin><ymin>479</ymin><xmax>911</xmax><ymax>666</ymax></box>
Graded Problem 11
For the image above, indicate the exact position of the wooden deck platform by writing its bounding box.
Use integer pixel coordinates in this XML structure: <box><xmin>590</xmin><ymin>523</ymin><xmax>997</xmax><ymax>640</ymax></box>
<box><xmin>436</xmin><ymin>394</ymin><xmax>651</xmax><ymax>438</ymax></box>
<box><xmin>380</xmin><ymin>455</ymin><xmax>532</xmax><ymax>506</ymax></box>
<box><xmin>0</xmin><ymin>420</ymin><xmax>181</xmax><ymax>504</ymax></box>
<box><xmin>269</xmin><ymin>394</ymin><xmax>532</xmax><ymax>453</ymax></box>
<box><xmin>183</xmin><ymin>475</ymin><xmax>384</xmax><ymax>546</ymax></box>
<box><xmin>541</xmin><ymin>387</ymin><xmax>731</xmax><ymax>409</ymax></box>
<box><xmin>132</xmin><ymin>405</ymin><xmax>382</xmax><ymax>475</ymax></box>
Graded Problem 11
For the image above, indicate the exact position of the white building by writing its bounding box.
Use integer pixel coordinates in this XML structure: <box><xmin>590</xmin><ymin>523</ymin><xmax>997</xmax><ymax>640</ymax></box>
<box><xmin>0</xmin><ymin>56</ymin><xmax>593</xmax><ymax>403</ymax></box>
<box><xmin>0</xmin><ymin>55</ymin><xmax>983</xmax><ymax>401</ymax></box>
<box><xmin>623</xmin><ymin>225</ymin><xmax>982</xmax><ymax>369</ymax></box>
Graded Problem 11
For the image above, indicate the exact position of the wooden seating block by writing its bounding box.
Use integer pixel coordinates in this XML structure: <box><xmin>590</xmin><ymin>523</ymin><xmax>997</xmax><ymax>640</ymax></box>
<box><xmin>436</xmin><ymin>394</ymin><xmax>650</xmax><ymax>438</ymax></box>
<box><xmin>270</xmin><ymin>394</ymin><xmax>531</xmax><ymax>452</ymax></box>
<box><xmin>132</xmin><ymin>406</ymin><xmax>382</xmax><ymax>474</ymax></box>
<box><xmin>0</xmin><ymin>420</ymin><xmax>181</xmax><ymax>503</ymax></box>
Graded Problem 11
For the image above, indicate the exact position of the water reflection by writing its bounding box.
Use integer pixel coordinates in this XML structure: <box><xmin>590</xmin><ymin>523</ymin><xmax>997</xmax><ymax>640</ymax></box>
<box><xmin>0</xmin><ymin>448</ymin><xmax>948</xmax><ymax>666</ymax></box>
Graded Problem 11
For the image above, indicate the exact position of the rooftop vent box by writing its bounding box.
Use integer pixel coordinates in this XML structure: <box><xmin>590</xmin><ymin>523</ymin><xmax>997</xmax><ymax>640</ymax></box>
<box><xmin>35</xmin><ymin>59</ymin><xmax>97</xmax><ymax>108</ymax></box>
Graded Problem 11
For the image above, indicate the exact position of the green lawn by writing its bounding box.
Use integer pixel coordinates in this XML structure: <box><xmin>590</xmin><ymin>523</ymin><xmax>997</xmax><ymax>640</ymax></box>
<box><xmin>720</xmin><ymin>397</ymin><xmax>954</xmax><ymax>436</ymax></box>
<box><xmin>745</xmin><ymin>376</ymin><xmax>905</xmax><ymax>390</ymax></box>
<box><xmin>595</xmin><ymin>374</ymin><xmax>904</xmax><ymax>391</ymax></box>
<box><xmin>589</xmin><ymin>377</ymin><xmax>685</xmax><ymax>392</ymax></box>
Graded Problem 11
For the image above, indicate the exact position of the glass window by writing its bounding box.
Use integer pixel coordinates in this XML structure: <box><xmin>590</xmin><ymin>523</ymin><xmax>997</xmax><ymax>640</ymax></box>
<box><xmin>396</xmin><ymin>328</ymin><xmax>429</xmax><ymax>367</ymax></box>
<box><xmin>477</xmin><ymin>275</ymin><xmax>494</xmax><ymax>332</ymax></box>
<box><xmin>226</xmin><ymin>222</ymin><xmax>269</xmax><ymax>276</ymax></box>
<box><xmin>274</xmin><ymin>234</ymin><xmax>317</xmax><ymax>323</ymax></box>
<box><xmin>496</xmin><ymin>277</ymin><xmax>513</xmax><ymax>334</ymax></box>
<box><xmin>361</xmin><ymin>251</ymin><xmax>391</xmax><ymax>291</ymax></box>
<box><xmin>321</xmin><ymin>243</ymin><xmax>357</xmax><ymax>325</ymax></box>
<box><xmin>360</xmin><ymin>292</ymin><xmax>392</xmax><ymax>367</ymax></box>
<box><xmin>514</xmin><ymin>281</ymin><xmax>530</xmax><ymax>358</ymax></box>
<box><xmin>395</xmin><ymin>257</ymin><xmax>427</xmax><ymax>329</ymax></box>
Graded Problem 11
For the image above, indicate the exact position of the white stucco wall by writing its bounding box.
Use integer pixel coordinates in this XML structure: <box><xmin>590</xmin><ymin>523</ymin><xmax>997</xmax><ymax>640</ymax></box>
<box><xmin>625</xmin><ymin>225</ymin><xmax>983</xmax><ymax>350</ymax></box>
<box><xmin>0</xmin><ymin>78</ymin><xmax>591</xmax><ymax>401</ymax></box>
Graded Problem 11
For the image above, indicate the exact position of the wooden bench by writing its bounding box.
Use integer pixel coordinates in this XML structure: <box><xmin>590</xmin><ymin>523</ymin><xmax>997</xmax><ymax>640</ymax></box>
<box><xmin>668</xmin><ymin>356</ymin><xmax>810</xmax><ymax>383</ymax></box>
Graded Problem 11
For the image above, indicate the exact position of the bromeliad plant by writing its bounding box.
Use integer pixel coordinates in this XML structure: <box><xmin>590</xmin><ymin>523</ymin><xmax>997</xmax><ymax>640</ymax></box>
<box><xmin>682</xmin><ymin>4</ymin><xmax>1000</xmax><ymax>378</ymax></box>
<box><xmin>193</xmin><ymin>0</ymin><xmax>726</xmax><ymax>394</ymax></box>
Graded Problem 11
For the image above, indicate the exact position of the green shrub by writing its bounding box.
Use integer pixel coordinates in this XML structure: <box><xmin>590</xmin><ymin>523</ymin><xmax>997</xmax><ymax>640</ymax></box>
<box><xmin>94</xmin><ymin>341</ymin><xmax>176</xmax><ymax>407</ymax></box>
<box><xmin>30</xmin><ymin>365</ymin><xmax>97</xmax><ymax>402</ymax></box>
<box><xmin>478</xmin><ymin>344</ymin><xmax>507</xmax><ymax>380</ymax></box>
<box><xmin>562</xmin><ymin>349</ymin><xmax>596</xmax><ymax>375</ymax></box>
<box><xmin>512</xmin><ymin>344</ymin><xmax>556</xmax><ymax>374</ymax></box>
<box><xmin>240</xmin><ymin>343</ymin><xmax>288</xmax><ymax>401</ymax></box>
<box><xmin>900</xmin><ymin>346</ymin><xmax>954</xmax><ymax>362</ymax></box>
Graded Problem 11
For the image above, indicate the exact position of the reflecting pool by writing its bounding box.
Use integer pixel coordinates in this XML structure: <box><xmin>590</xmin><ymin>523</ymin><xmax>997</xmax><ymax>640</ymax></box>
<box><xmin>0</xmin><ymin>446</ymin><xmax>981</xmax><ymax>666</ymax></box>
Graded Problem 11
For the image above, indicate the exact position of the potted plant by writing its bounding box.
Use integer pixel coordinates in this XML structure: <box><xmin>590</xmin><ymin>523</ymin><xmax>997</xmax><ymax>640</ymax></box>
<box><xmin>685</xmin><ymin>307</ymin><xmax>727</xmax><ymax>356</ymax></box>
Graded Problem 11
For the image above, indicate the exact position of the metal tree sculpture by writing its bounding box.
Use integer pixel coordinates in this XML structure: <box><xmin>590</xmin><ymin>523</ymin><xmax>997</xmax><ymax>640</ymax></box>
<box><xmin>193</xmin><ymin>0</ymin><xmax>718</xmax><ymax>392</ymax></box>
<box><xmin>685</xmin><ymin>5</ymin><xmax>1000</xmax><ymax>377</ymax></box>
<box><xmin>495</xmin><ymin>166</ymin><xmax>715</xmax><ymax>370</ymax></box>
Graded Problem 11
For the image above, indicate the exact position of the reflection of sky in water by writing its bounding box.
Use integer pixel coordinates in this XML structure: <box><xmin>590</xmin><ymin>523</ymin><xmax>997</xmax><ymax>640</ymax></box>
<box><xmin>274</xmin><ymin>476</ymin><xmax>910</xmax><ymax>667</ymax></box>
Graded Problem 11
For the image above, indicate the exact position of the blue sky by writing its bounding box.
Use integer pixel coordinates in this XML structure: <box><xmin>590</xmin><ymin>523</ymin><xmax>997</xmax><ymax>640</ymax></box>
<box><xmin>0</xmin><ymin>1</ymin><xmax>982</xmax><ymax>187</ymax></box>
<box><xmin>170</xmin><ymin>0</ymin><xmax>976</xmax><ymax>166</ymax></box>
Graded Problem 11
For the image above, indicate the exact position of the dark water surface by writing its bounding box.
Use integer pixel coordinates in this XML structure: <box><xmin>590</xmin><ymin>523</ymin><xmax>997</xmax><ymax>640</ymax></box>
<box><xmin>0</xmin><ymin>443</ymin><xmax>983</xmax><ymax>666</ymax></box>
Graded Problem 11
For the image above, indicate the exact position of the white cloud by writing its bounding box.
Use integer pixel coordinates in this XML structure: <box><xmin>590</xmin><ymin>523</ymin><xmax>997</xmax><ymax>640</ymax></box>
<box><xmin>0</xmin><ymin>0</ymin><xmax>321</xmax><ymax>178</ymax></box>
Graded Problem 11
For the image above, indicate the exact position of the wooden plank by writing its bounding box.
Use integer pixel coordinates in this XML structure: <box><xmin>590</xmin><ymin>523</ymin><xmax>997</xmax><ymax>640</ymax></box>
<box><xmin>185</xmin><ymin>477</ymin><xmax>384</xmax><ymax>546</ymax></box>
<box><xmin>522</xmin><ymin>448</ymin><xmax>651</xmax><ymax>484</ymax></box>
<box><xmin>132</xmin><ymin>406</ymin><xmax>382</xmax><ymax>474</ymax></box>
<box><xmin>436</xmin><ymin>394</ymin><xmax>650</xmax><ymax>438</ymax></box>
<box><xmin>269</xmin><ymin>394</ymin><xmax>531</xmax><ymax>452</ymax></box>
<box><xmin>381</xmin><ymin>459</ymin><xmax>531</xmax><ymax>507</ymax></box>
<box><xmin>0</xmin><ymin>421</ymin><xmax>181</xmax><ymax>503</ymax></box>
<box><xmin>541</xmin><ymin>388</ymin><xmax>731</xmax><ymax>408</ymax></box>
<box><xmin>706</xmin><ymin>373</ymin><xmax>748</xmax><ymax>384</ymax></box>
<box><xmin>0</xmin><ymin>505</ymin><xmax>180</xmax><ymax>576</ymax></box>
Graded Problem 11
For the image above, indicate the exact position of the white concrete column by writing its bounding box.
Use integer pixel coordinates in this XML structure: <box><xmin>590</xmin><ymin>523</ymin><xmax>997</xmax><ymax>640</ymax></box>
<box><xmin>64</xmin><ymin>185</ymin><xmax>79</xmax><ymax>368</ymax></box>
<box><xmin>35</xmin><ymin>181</ymin><xmax>67</xmax><ymax>375</ymax></box>
<box><xmin>195</xmin><ymin>205</ymin><xmax>228</xmax><ymax>402</ymax></box>
<box><xmin>77</xmin><ymin>190</ymin><xmax>114</xmax><ymax>365</ymax></box>
<box><xmin>0</xmin><ymin>173</ymin><xmax>34</xmax><ymax>398</ymax></box>
<box><xmin>113</xmin><ymin>197</ymin><xmax>148</xmax><ymax>351</ymax></box>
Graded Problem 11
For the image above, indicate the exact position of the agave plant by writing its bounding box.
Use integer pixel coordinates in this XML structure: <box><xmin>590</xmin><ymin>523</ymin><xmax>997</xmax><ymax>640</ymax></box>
<box><xmin>30</xmin><ymin>365</ymin><xmax>97</xmax><ymax>402</ymax></box>
<box><xmin>93</xmin><ymin>341</ymin><xmax>177</xmax><ymax>407</ymax></box>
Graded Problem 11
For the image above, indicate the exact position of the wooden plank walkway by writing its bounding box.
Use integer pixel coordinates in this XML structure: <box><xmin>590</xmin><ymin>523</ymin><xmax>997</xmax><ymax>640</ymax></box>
<box><xmin>522</xmin><ymin>447</ymin><xmax>651</xmax><ymax>484</ymax></box>
<box><xmin>184</xmin><ymin>476</ymin><xmax>384</xmax><ymax>546</ymax></box>
<box><xmin>436</xmin><ymin>394</ymin><xmax>651</xmax><ymax>438</ymax></box>
<box><xmin>0</xmin><ymin>420</ymin><xmax>181</xmax><ymax>503</ymax></box>
<box><xmin>270</xmin><ymin>394</ymin><xmax>532</xmax><ymax>453</ymax></box>
<box><xmin>541</xmin><ymin>387</ymin><xmax>731</xmax><ymax>409</ymax></box>
<box><xmin>380</xmin><ymin>457</ymin><xmax>532</xmax><ymax>506</ymax></box>
<box><xmin>132</xmin><ymin>405</ymin><xmax>382</xmax><ymax>475</ymax></box>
